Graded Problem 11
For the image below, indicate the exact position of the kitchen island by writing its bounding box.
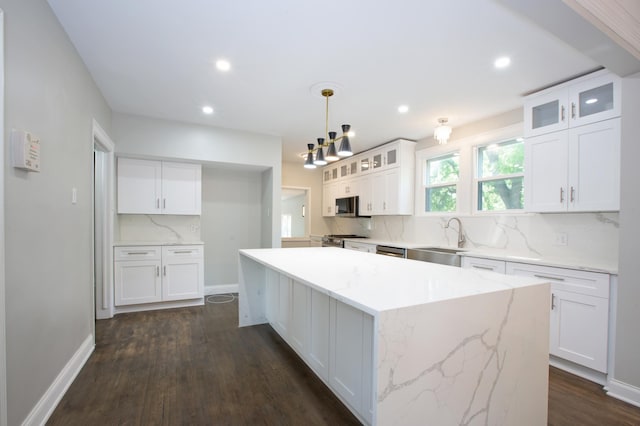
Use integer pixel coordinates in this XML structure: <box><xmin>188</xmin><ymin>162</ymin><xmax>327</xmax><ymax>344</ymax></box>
<box><xmin>239</xmin><ymin>247</ymin><xmax>550</xmax><ymax>425</ymax></box>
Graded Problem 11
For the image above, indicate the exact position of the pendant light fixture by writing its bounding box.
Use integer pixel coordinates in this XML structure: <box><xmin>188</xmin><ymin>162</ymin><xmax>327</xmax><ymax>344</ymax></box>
<box><xmin>304</xmin><ymin>87</ymin><xmax>353</xmax><ymax>168</ymax></box>
<box><xmin>434</xmin><ymin>118</ymin><xmax>452</xmax><ymax>145</ymax></box>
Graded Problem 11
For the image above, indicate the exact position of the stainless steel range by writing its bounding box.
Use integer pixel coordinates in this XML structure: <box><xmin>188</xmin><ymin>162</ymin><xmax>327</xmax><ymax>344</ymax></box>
<box><xmin>321</xmin><ymin>234</ymin><xmax>367</xmax><ymax>248</ymax></box>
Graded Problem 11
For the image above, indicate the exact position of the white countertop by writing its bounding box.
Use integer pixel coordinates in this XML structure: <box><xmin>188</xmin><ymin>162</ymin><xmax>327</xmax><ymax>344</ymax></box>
<box><xmin>343</xmin><ymin>238</ymin><xmax>618</xmax><ymax>274</ymax></box>
<box><xmin>240</xmin><ymin>247</ymin><xmax>546</xmax><ymax>316</ymax></box>
<box><xmin>114</xmin><ymin>241</ymin><xmax>204</xmax><ymax>246</ymax></box>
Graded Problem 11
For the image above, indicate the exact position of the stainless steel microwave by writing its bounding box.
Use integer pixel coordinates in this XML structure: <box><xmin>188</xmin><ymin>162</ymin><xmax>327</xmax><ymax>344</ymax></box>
<box><xmin>335</xmin><ymin>196</ymin><xmax>359</xmax><ymax>217</ymax></box>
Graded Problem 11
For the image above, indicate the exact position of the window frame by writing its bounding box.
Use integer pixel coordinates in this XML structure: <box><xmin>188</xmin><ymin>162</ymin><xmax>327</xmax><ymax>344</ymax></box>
<box><xmin>473</xmin><ymin>137</ymin><xmax>525</xmax><ymax>214</ymax></box>
<box><xmin>424</xmin><ymin>152</ymin><xmax>460</xmax><ymax>214</ymax></box>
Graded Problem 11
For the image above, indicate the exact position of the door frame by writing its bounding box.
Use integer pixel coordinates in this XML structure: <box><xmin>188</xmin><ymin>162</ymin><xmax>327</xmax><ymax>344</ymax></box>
<box><xmin>0</xmin><ymin>9</ymin><xmax>8</xmax><ymax>426</ymax></box>
<box><xmin>92</xmin><ymin>119</ymin><xmax>115</xmax><ymax>321</ymax></box>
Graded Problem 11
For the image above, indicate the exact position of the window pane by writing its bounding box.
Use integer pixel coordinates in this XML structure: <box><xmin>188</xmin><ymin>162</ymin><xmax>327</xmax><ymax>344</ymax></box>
<box><xmin>478</xmin><ymin>140</ymin><xmax>523</xmax><ymax>178</ymax></box>
<box><xmin>477</xmin><ymin>177</ymin><xmax>524</xmax><ymax>211</ymax></box>
<box><xmin>426</xmin><ymin>186</ymin><xmax>456</xmax><ymax>212</ymax></box>
<box><xmin>427</xmin><ymin>155</ymin><xmax>459</xmax><ymax>185</ymax></box>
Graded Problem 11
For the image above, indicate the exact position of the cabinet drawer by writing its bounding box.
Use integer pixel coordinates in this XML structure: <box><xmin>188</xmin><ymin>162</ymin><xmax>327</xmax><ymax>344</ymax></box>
<box><xmin>162</xmin><ymin>245</ymin><xmax>203</xmax><ymax>260</ymax></box>
<box><xmin>462</xmin><ymin>256</ymin><xmax>506</xmax><ymax>273</ymax></box>
<box><xmin>114</xmin><ymin>246</ymin><xmax>161</xmax><ymax>261</ymax></box>
<box><xmin>506</xmin><ymin>262</ymin><xmax>609</xmax><ymax>298</ymax></box>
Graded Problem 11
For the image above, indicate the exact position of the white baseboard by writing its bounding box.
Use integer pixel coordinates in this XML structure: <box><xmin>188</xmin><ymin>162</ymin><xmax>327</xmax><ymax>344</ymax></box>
<box><xmin>550</xmin><ymin>356</ymin><xmax>607</xmax><ymax>385</ymax></box>
<box><xmin>205</xmin><ymin>284</ymin><xmax>238</xmax><ymax>295</ymax></box>
<box><xmin>22</xmin><ymin>334</ymin><xmax>95</xmax><ymax>426</ymax></box>
<box><xmin>114</xmin><ymin>298</ymin><xmax>204</xmax><ymax>315</ymax></box>
<box><xmin>607</xmin><ymin>379</ymin><xmax>640</xmax><ymax>408</ymax></box>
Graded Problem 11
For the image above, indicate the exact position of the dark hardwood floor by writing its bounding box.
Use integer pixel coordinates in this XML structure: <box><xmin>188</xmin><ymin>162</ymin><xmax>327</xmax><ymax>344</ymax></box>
<box><xmin>48</xmin><ymin>297</ymin><xmax>640</xmax><ymax>426</ymax></box>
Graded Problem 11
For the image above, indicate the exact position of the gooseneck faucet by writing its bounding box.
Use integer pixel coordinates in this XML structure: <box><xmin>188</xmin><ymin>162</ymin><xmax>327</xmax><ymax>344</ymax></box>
<box><xmin>445</xmin><ymin>217</ymin><xmax>466</xmax><ymax>248</ymax></box>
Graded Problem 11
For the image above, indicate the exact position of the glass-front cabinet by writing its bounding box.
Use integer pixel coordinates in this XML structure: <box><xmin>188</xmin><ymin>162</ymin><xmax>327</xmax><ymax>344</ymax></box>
<box><xmin>524</xmin><ymin>71</ymin><xmax>620</xmax><ymax>138</ymax></box>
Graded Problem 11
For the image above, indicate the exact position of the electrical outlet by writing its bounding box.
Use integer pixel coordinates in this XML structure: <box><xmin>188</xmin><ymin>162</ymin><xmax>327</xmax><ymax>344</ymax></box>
<box><xmin>554</xmin><ymin>232</ymin><xmax>568</xmax><ymax>246</ymax></box>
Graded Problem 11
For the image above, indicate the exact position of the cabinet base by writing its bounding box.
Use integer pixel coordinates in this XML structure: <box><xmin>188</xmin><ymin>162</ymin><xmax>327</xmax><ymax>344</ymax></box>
<box><xmin>550</xmin><ymin>355</ymin><xmax>607</xmax><ymax>385</ymax></box>
<box><xmin>114</xmin><ymin>297</ymin><xmax>204</xmax><ymax>315</ymax></box>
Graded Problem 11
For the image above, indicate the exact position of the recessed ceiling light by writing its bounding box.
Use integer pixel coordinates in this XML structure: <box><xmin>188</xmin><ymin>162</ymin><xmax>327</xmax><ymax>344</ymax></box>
<box><xmin>216</xmin><ymin>59</ymin><xmax>231</xmax><ymax>72</ymax></box>
<box><xmin>202</xmin><ymin>106</ymin><xmax>214</xmax><ymax>114</ymax></box>
<box><xmin>494</xmin><ymin>56</ymin><xmax>511</xmax><ymax>69</ymax></box>
<box><xmin>585</xmin><ymin>98</ymin><xmax>598</xmax><ymax>104</ymax></box>
<box><xmin>398</xmin><ymin>105</ymin><xmax>409</xmax><ymax>114</ymax></box>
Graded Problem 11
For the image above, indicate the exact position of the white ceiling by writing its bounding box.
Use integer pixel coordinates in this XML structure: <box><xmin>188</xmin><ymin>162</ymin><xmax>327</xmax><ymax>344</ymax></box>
<box><xmin>47</xmin><ymin>0</ymin><xmax>601</xmax><ymax>164</ymax></box>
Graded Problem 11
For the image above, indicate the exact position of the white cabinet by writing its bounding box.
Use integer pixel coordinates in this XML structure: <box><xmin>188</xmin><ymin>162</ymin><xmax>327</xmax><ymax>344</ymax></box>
<box><xmin>307</xmin><ymin>289</ymin><xmax>331</xmax><ymax>381</ymax></box>
<box><xmin>343</xmin><ymin>240</ymin><xmax>376</xmax><ymax>253</ymax></box>
<box><xmin>322</xmin><ymin>182</ymin><xmax>336</xmax><ymax>217</ymax></box>
<box><xmin>506</xmin><ymin>262</ymin><xmax>609</xmax><ymax>373</ymax></box>
<box><xmin>524</xmin><ymin>71</ymin><xmax>621</xmax><ymax>138</ymax></box>
<box><xmin>370</xmin><ymin>168</ymin><xmax>413</xmax><ymax>215</ymax></box>
<box><xmin>290</xmin><ymin>280</ymin><xmax>308</xmax><ymax>354</ymax></box>
<box><xmin>114</xmin><ymin>245</ymin><xmax>203</xmax><ymax>307</ymax></box>
<box><xmin>357</xmin><ymin>175</ymin><xmax>373</xmax><ymax>215</ymax></box>
<box><xmin>525</xmin><ymin>118</ymin><xmax>620</xmax><ymax>212</ymax></box>
<box><xmin>461</xmin><ymin>256</ymin><xmax>506</xmax><ymax>273</ymax></box>
<box><xmin>117</xmin><ymin>158</ymin><xmax>202</xmax><ymax>215</ymax></box>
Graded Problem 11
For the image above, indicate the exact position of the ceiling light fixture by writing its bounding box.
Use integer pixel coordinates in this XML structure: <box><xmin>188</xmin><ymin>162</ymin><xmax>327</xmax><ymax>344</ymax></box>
<box><xmin>494</xmin><ymin>56</ymin><xmax>511</xmax><ymax>69</ymax></box>
<box><xmin>304</xmin><ymin>88</ymin><xmax>353</xmax><ymax>168</ymax></box>
<box><xmin>216</xmin><ymin>59</ymin><xmax>231</xmax><ymax>72</ymax></box>
<box><xmin>202</xmin><ymin>106</ymin><xmax>214</xmax><ymax>114</ymax></box>
<box><xmin>398</xmin><ymin>105</ymin><xmax>409</xmax><ymax>114</ymax></box>
<box><xmin>434</xmin><ymin>118</ymin><xmax>452</xmax><ymax>145</ymax></box>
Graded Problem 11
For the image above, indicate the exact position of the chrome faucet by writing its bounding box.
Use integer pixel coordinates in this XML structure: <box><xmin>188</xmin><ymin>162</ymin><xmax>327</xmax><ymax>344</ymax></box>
<box><xmin>445</xmin><ymin>217</ymin><xmax>466</xmax><ymax>248</ymax></box>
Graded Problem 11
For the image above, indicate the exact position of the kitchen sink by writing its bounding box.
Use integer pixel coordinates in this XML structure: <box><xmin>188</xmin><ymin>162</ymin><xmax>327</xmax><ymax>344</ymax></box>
<box><xmin>406</xmin><ymin>247</ymin><xmax>465</xmax><ymax>267</ymax></box>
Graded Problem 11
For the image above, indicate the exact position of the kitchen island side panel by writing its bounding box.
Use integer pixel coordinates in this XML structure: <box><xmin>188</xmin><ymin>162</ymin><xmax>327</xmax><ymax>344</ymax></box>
<box><xmin>376</xmin><ymin>283</ymin><xmax>550</xmax><ymax>425</ymax></box>
<box><xmin>238</xmin><ymin>255</ymin><xmax>268</xmax><ymax>327</ymax></box>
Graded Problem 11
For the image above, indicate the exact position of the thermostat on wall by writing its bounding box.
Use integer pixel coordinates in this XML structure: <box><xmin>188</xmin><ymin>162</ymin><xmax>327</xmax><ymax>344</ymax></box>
<box><xmin>11</xmin><ymin>129</ymin><xmax>41</xmax><ymax>172</ymax></box>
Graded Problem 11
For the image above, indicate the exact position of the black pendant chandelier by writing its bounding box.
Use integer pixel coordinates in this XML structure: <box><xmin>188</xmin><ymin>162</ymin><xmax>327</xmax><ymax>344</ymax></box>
<box><xmin>304</xmin><ymin>88</ymin><xmax>352</xmax><ymax>169</ymax></box>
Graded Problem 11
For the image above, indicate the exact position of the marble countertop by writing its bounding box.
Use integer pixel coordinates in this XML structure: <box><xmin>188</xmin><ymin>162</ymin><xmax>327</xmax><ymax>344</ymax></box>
<box><xmin>114</xmin><ymin>241</ymin><xmax>204</xmax><ymax>246</ymax></box>
<box><xmin>240</xmin><ymin>247</ymin><xmax>546</xmax><ymax>315</ymax></box>
<box><xmin>342</xmin><ymin>238</ymin><xmax>618</xmax><ymax>274</ymax></box>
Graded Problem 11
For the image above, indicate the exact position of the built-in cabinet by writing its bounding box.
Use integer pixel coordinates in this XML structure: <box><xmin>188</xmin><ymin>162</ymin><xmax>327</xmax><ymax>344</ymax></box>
<box><xmin>322</xmin><ymin>139</ymin><xmax>415</xmax><ymax>216</ymax></box>
<box><xmin>264</xmin><ymin>269</ymin><xmax>373</xmax><ymax>424</ymax></box>
<box><xmin>114</xmin><ymin>245</ymin><xmax>204</xmax><ymax>306</ymax></box>
<box><xmin>523</xmin><ymin>71</ymin><xmax>622</xmax><ymax>213</ymax></box>
<box><xmin>117</xmin><ymin>158</ymin><xmax>202</xmax><ymax>215</ymax></box>
<box><xmin>462</xmin><ymin>256</ymin><xmax>610</xmax><ymax>374</ymax></box>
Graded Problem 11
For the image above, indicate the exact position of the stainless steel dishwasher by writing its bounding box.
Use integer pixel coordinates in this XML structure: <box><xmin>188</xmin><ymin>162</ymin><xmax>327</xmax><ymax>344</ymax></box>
<box><xmin>375</xmin><ymin>245</ymin><xmax>406</xmax><ymax>258</ymax></box>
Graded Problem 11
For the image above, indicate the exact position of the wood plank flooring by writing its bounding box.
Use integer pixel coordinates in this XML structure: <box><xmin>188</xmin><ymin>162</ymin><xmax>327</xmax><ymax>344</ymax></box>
<box><xmin>48</xmin><ymin>297</ymin><xmax>640</xmax><ymax>425</ymax></box>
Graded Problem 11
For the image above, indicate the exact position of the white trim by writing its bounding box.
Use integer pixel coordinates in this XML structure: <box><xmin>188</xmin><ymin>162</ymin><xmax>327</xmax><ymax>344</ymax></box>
<box><xmin>0</xmin><ymin>9</ymin><xmax>7</xmax><ymax>426</ymax></box>
<box><xmin>205</xmin><ymin>284</ymin><xmax>239</xmax><ymax>295</ymax></box>
<box><xmin>549</xmin><ymin>356</ymin><xmax>607</xmax><ymax>385</ymax></box>
<box><xmin>21</xmin><ymin>335</ymin><xmax>94</xmax><ymax>426</ymax></box>
<box><xmin>607</xmin><ymin>379</ymin><xmax>640</xmax><ymax>408</ymax></box>
<box><xmin>113</xmin><ymin>298</ymin><xmax>204</xmax><ymax>315</ymax></box>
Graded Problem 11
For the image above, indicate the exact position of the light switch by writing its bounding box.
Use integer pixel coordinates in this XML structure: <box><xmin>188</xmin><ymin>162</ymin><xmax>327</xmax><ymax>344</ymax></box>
<box><xmin>72</xmin><ymin>187</ymin><xmax>77</xmax><ymax>204</ymax></box>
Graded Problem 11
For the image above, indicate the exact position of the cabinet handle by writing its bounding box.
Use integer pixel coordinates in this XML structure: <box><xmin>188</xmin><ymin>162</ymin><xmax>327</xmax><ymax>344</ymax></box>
<box><xmin>561</xmin><ymin>105</ymin><xmax>565</xmax><ymax>122</ymax></box>
<box><xmin>163</xmin><ymin>198</ymin><xmax>166</xmax><ymax>209</ymax></box>
<box><xmin>156</xmin><ymin>199</ymin><xmax>160</xmax><ymax>209</ymax></box>
<box><xmin>570</xmin><ymin>186</ymin><xmax>575</xmax><ymax>202</ymax></box>
<box><xmin>126</xmin><ymin>251</ymin><xmax>149</xmax><ymax>255</ymax></box>
<box><xmin>551</xmin><ymin>293</ymin><xmax>556</xmax><ymax>310</ymax></box>
<box><xmin>560</xmin><ymin>187</ymin><xmax>564</xmax><ymax>203</ymax></box>
<box><xmin>383</xmin><ymin>201</ymin><xmax>387</xmax><ymax>210</ymax></box>
<box><xmin>156</xmin><ymin>266</ymin><xmax>160</xmax><ymax>276</ymax></box>
<box><xmin>534</xmin><ymin>274</ymin><xmax>565</xmax><ymax>282</ymax></box>
<box><xmin>571</xmin><ymin>102</ymin><xmax>576</xmax><ymax>119</ymax></box>
<box><xmin>173</xmin><ymin>250</ymin><xmax>193</xmax><ymax>254</ymax></box>
<box><xmin>472</xmin><ymin>265</ymin><xmax>494</xmax><ymax>271</ymax></box>
<box><xmin>163</xmin><ymin>266</ymin><xmax>167</xmax><ymax>276</ymax></box>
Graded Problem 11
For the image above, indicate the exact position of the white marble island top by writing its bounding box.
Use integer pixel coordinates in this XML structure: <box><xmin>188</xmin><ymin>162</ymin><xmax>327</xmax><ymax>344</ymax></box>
<box><xmin>240</xmin><ymin>247</ymin><xmax>546</xmax><ymax>316</ymax></box>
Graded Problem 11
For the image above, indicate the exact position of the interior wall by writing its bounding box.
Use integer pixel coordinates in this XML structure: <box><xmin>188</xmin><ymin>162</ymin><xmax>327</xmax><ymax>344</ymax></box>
<box><xmin>201</xmin><ymin>167</ymin><xmax>262</xmax><ymax>288</ymax></box>
<box><xmin>282</xmin><ymin>161</ymin><xmax>330</xmax><ymax>237</ymax></box>
<box><xmin>2</xmin><ymin>1</ymin><xmax>112</xmax><ymax>424</ymax></box>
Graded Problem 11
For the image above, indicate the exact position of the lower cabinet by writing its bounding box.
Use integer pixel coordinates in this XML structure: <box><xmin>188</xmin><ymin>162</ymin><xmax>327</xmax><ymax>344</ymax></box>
<box><xmin>114</xmin><ymin>245</ymin><xmax>203</xmax><ymax>306</ymax></box>
<box><xmin>264</xmin><ymin>271</ymin><xmax>374</xmax><ymax>424</ymax></box>
<box><xmin>343</xmin><ymin>240</ymin><xmax>377</xmax><ymax>253</ymax></box>
<box><xmin>461</xmin><ymin>256</ymin><xmax>506</xmax><ymax>273</ymax></box>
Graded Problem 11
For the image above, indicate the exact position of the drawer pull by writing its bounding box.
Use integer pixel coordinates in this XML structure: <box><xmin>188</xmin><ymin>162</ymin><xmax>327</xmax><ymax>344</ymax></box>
<box><xmin>472</xmin><ymin>265</ymin><xmax>494</xmax><ymax>271</ymax></box>
<box><xmin>173</xmin><ymin>250</ymin><xmax>193</xmax><ymax>254</ymax></box>
<box><xmin>126</xmin><ymin>251</ymin><xmax>150</xmax><ymax>255</ymax></box>
<box><xmin>156</xmin><ymin>266</ymin><xmax>160</xmax><ymax>276</ymax></box>
<box><xmin>534</xmin><ymin>274</ymin><xmax>565</xmax><ymax>282</ymax></box>
<box><xmin>551</xmin><ymin>293</ymin><xmax>556</xmax><ymax>310</ymax></box>
<box><xmin>163</xmin><ymin>266</ymin><xmax>167</xmax><ymax>276</ymax></box>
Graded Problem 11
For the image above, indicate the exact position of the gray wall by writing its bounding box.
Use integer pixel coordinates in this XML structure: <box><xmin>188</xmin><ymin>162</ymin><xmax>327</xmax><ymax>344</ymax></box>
<box><xmin>1</xmin><ymin>0</ymin><xmax>111</xmax><ymax>424</ymax></box>
<box><xmin>201</xmin><ymin>167</ymin><xmax>263</xmax><ymax>287</ymax></box>
<box><xmin>616</xmin><ymin>73</ymin><xmax>640</xmax><ymax>389</ymax></box>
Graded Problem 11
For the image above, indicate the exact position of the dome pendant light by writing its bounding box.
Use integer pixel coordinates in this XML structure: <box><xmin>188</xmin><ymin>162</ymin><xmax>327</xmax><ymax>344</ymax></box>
<box><xmin>303</xmin><ymin>87</ymin><xmax>353</xmax><ymax>168</ymax></box>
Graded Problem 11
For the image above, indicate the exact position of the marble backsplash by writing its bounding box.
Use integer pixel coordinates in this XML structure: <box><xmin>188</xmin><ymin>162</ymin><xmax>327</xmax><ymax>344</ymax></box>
<box><xmin>117</xmin><ymin>214</ymin><xmax>202</xmax><ymax>242</ymax></box>
<box><xmin>331</xmin><ymin>212</ymin><xmax>619</xmax><ymax>266</ymax></box>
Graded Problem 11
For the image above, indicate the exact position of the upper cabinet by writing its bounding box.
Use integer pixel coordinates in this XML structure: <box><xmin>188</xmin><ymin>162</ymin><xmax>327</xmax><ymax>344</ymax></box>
<box><xmin>117</xmin><ymin>158</ymin><xmax>202</xmax><ymax>215</ymax></box>
<box><xmin>524</xmin><ymin>70</ymin><xmax>622</xmax><ymax>213</ymax></box>
<box><xmin>524</xmin><ymin>71</ymin><xmax>621</xmax><ymax>138</ymax></box>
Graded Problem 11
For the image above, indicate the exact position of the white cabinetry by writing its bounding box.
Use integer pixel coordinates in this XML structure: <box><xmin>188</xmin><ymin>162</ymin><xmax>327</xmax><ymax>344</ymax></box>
<box><xmin>525</xmin><ymin>118</ymin><xmax>620</xmax><ymax>212</ymax></box>
<box><xmin>461</xmin><ymin>256</ymin><xmax>506</xmax><ymax>273</ymax></box>
<box><xmin>524</xmin><ymin>71</ymin><xmax>622</xmax><ymax>213</ymax></box>
<box><xmin>524</xmin><ymin>72</ymin><xmax>621</xmax><ymax>138</ymax></box>
<box><xmin>343</xmin><ymin>240</ymin><xmax>377</xmax><ymax>253</ymax></box>
<box><xmin>117</xmin><ymin>158</ymin><xmax>202</xmax><ymax>215</ymax></box>
<box><xmin>322</xmin><ymin>182</ymin><xmax>336</xmax><ymax>217</ymax></box>
<box><xmin>506</xmin><ymin>262</ymin><xmax>609</xmax><ymax>373</ymax></box>
<box><xmin>114</xmin><ymin>245</ymin><xmax>203</xmax><ymax>307</ymax></box>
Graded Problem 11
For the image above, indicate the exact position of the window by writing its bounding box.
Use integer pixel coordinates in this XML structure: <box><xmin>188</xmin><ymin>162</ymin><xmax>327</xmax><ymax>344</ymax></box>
<box><xmin>425</xmin><ymin>153</ymin><xmax>459</xmax><ymax>212</ymax></box>
<box><xmin>476</xmin><ymin>139</ymin><xmax>524</xmax><ymax>211</ymax></box>
<box><xmin>281</xmin><ymin>214</ymin><xmax>292</xmax><ymax>238</ymax></box>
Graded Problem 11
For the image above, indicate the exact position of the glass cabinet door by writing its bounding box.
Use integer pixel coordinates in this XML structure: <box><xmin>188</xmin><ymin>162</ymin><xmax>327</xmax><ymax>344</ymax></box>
<box><xmin>324</xmin><ymin>169</ymin><xmax>331</xmax><ymax>182</ymax></box>
<box><xmin>372</xmin><ymin>152</ymin><xmax>383</xmax><ymax>169</ymax></box>
<box><xmin>386</xmin><ymin>148</ymin><xmax>397</xmax><ymax>166</ymax></box>
<box><xmin>350</xmin><ymin>161</ymin><xmax>358</xmax><ymax>175</ymax></box>
<box><xmin>340</xmin><ymin>164</ymin><xmax>349</xmax><ymax>178</ymax></box>
<box><xmin>360</xmin><ymin>157</ymin><xmax>370</xmax><ymax>173</ymax></box>
<box><xmin>523</xmin><ymin>88</ymin><xmax>569</xmax><ymax>138</ymax></box>
<box><xmin>570</xmin><ymin>74</ymin><xmax>620</xmax><ymax>127</ymax></box>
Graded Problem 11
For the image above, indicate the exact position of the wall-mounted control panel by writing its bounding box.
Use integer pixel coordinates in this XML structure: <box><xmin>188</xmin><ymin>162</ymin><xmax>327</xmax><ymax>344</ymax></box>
<box><xmin>11</xmin><ymin>129</ymin><xmax>41</xmax><ymax>172</ymax></box>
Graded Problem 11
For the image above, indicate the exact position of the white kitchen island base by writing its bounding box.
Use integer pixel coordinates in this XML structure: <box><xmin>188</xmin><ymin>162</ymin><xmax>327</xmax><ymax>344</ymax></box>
<box><xmin>239</xmin><ymin>248</ymin><xmax>550</xmax><ymax>425</ymax></box>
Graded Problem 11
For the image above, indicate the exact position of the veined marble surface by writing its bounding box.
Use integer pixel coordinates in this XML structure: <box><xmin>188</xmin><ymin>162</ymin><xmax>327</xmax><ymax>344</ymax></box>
<box><xmin>118</xmin><ymin>214</ymin><xmax>201</xmax><ymax>242</ymax></box>
<box><xmin>239</xmin><ymin>247</ymin><xmax>546</xmax><ymax>315</ymax></box>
